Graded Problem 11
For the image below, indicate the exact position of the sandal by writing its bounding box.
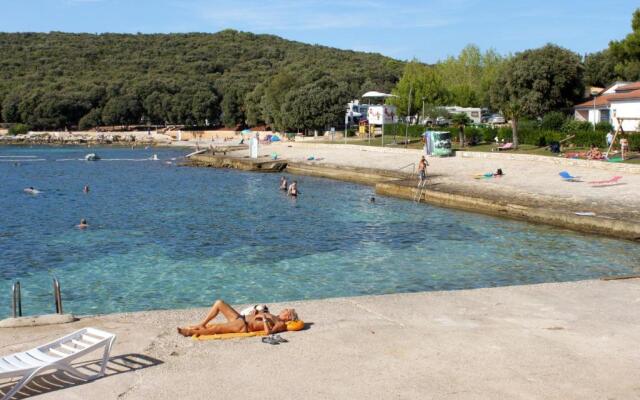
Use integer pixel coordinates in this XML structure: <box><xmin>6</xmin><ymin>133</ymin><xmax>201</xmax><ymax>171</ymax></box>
<box><xmin>273</xmin><ymin>334</ymin><xmax>288</xmax><ymax>343</ymax></box>
<box><xmin>261</xmin><ymin>336</ymin><xmax>280</xmax><ymax>345</ymax></box>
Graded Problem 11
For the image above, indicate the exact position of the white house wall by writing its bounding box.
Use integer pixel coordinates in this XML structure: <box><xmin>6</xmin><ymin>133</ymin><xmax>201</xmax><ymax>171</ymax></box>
<box><xmin>611</xmin><ymin>100</ymin><xmax>640</xmax><ymax>132</ymax></box>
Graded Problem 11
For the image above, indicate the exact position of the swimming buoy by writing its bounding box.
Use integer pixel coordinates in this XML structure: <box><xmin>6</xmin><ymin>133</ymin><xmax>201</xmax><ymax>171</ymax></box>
<box><xmin>286</xmin><ymin>320</ymin><xmax>305</xmax><ymax>331</ymax></box>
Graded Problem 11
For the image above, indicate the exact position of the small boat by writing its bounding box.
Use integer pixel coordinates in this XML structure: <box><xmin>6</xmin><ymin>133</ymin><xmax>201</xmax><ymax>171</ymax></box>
<box><xmin>85</xmin><ymin>153</ymin><xmax>100</xmax><ymax>161</ymax></box>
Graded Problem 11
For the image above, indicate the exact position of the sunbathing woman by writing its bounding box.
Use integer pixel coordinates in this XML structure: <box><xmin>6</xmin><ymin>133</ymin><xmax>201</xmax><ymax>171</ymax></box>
<box><xmin>177</xmin><ymin>299</ymin><xmax>298</xmax><ymax>337</ymax></box>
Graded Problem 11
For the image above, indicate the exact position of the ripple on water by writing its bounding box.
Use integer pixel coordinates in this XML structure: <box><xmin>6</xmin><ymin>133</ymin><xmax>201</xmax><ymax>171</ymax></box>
<box><xmin>1</xmin><ymin>146</ymin><xmax>640</xmax><ymax>317</ymax></box>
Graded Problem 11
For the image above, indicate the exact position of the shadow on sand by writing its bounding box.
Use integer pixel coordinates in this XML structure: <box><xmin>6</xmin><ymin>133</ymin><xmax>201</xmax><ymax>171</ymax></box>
<box><xmin>0</xmin><ymin>353</ymin><xmax>163</xmax><ymax>399</ymax></box>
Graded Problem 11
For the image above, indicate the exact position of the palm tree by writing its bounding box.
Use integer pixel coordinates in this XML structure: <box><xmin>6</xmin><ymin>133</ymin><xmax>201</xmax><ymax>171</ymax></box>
<box><xmin>451</xmin><ymin>113</ymin><xmax>472</xmax><ymax>148</ymax></box>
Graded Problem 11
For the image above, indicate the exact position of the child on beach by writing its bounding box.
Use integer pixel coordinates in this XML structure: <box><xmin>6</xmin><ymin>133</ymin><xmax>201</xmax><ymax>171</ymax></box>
<box><xmin>418</xmin><ymin>156</ymin><xmax>429</xmax><ymax>183</ymax></box>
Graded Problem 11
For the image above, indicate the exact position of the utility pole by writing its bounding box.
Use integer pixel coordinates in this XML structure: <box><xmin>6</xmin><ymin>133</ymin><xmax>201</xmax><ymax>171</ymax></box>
<box><xmin>404</xmin><ymin>84</ymin><xmax>413</xmax><ymax>149</ymax></box>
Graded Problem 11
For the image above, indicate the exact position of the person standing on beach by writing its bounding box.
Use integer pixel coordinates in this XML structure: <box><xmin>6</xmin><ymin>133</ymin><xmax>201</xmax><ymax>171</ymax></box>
<box><xmin>418</xmin><ymin>156</ymin><xmax>429</xmax><ymax>184</ymax></box>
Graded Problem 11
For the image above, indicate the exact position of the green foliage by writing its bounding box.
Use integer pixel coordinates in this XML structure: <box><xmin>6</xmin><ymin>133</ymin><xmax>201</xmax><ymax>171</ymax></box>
<box><xmin>387</xmin><ymin>61</ymin><xmax>449</xmax><ymax>116</ymax></box>
<box><xmin>491</xmin><ymin>44</ymin><xmax>584</xmax><ymax>119</ymax></box>
<box><xmin>561</xmin><ymin>119</ymin><xmax>593</xmax><ymax>133</ymax></box>
<box><xmin>8</xmin><ymin>123</ymin><xmax>30</xmax><ymax>135</ymax></box>
<box><xmin>583</xmin><ymin>50</ymin><xmax>618</xmax><ymax>87</ymax></box>
<box><xmin>595</xmin><ymin>121</ymin><xmax>613</xmax><ymax>132</ymax></box>
<box><xmin>609</xmin><ymin>9</ymin><xmax>640</xmax><ymax>80</ymax></box>
<box><xmin>540</xmin><ymin>112</ymin><xmax>567</xmax><ymax>131</ymax></box>
<box><xmin>451</xmin><ymin>112</ymin><xmax>472</xmax><ymax>126</ymax></box>
<box><xmin>0</xmin><ymin>31</ymin><xmax>403</xmax><ymax>130</ymax></box>
<box><xmin>435</xmin><ymin>45</ymin><xmax>507</xmax><ymax>108</ymax></box>
<box><xmin>382</xmin><ymin>123</ymin><xmax>427</xmax><ymax>137</ymax></box>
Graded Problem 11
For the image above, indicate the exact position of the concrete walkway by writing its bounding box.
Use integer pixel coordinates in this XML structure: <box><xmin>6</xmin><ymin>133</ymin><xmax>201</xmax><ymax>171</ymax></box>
<box><xmin>1</xmin><ymin>279</ymin><xmax>639</xmax><ymax>399</ymax></box>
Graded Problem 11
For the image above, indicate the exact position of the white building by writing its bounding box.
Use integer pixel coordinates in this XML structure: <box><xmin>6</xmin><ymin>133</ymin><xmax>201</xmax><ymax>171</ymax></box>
<box><xmin>444</xmin><ymin>106</ymin><xmax>482</xmax><ymax>124</ymax></box>
<box><xmin>574</xmin><ymin>82</ymin><xmax>640</xmax><ymax>132</ymax></box>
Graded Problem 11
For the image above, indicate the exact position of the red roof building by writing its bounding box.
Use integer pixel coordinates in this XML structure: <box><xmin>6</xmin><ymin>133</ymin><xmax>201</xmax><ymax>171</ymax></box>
<box><xmin>574</xmin><ymin>82</ymin><xmax>640</xmax><ymax>132</ymax></box>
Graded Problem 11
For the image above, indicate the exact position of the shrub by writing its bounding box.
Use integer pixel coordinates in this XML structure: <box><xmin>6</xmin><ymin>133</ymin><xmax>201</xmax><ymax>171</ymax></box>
<box><xmin>571</xmin><ymin>130</ymin><xmax>606</xmax><ymax>148</ymax></box>
<box><xmin>8</xmin><ymin>123</ymin><xmax>30</xmax><ymax>135</ymax></box>
<box><xmin>465</xmin><ymin>126</ymin><xmax>483</xmax><ymax>145</ymax></box>
<box><xmin>541</xmin><ymin>112</ymin><xmax>567</xmax><ymax>131</ymax></box>
<box><xmin>561</xmin><ymin>119</ymin><xmax>592</xmax><ymax>133</ymax></box>
<box><xmin>594</xmin><ymin>121</ymin><xmax>613</xmax><ymax>132</ymax></box>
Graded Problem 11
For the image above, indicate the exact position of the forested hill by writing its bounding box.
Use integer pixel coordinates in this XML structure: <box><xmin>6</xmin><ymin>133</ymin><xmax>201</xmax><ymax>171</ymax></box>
<box><xmin>0</xmin><ymin>30</ymin><xmax>404</xmax><ymax>131</ymax></box>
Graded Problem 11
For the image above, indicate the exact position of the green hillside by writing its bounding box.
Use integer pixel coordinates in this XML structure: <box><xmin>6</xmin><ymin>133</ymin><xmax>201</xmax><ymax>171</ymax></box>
<box><xmin>0</xmin><ymin>30</ymin><xmax>403</xmax><ymax>131</ymax></box>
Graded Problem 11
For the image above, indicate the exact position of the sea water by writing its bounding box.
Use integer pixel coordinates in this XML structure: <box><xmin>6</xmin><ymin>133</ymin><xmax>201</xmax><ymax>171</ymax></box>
<box><xmin>1</xmin><ymin>146</ymin><xmax>639</xmax><ymax>317</ymax></box>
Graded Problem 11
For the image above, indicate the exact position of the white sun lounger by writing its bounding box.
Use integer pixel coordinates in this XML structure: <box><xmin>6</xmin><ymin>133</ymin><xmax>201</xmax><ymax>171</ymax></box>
<box><xmin>0</xmin><ymin>327</ymin><xmax>116</xmax><ymax>400</ymax></box>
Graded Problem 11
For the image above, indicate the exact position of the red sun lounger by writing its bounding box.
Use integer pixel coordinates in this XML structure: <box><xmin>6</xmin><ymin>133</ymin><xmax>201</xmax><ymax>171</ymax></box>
<box><xmin>588</xmin><ymin>176</ymin><xmax>623</xmax><ymax>185</ymax></box>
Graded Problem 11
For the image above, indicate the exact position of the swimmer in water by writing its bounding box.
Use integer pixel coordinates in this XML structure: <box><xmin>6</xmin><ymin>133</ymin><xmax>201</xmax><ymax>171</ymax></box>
<box><xmin>370</xmin><ymin>197</ymin><xmax>375</xmax><ymax>203</ymax></box>
<box><xmin>279</xmin><ymin>176</ymin><xmax>288</xmax><ymax>191</ymax></box>
<box><xmin>287</xmin><ymin>181</ymin><xmax>299</xmax><ymax>197</ymax></box>
<box><xmin>77</xmin><ymin>219</ymin><xmax>89</xmax><ymax>229</ymax></box>
<box><xmin>24</xmin><ymin>187</ymin><xmax>40</xmax><ymax>195</ymax></box>
<box><xmin>83</xmin><ymin>185</ymin><xmax>90</xmax><ymax>193</ymax></box>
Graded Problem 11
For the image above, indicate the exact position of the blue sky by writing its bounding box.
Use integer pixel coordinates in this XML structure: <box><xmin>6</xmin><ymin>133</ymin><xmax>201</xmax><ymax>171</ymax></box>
<box><xmin>1</xmin><ymin>0</ymin><xmax>637</xmax><ymax>62</ymax></box>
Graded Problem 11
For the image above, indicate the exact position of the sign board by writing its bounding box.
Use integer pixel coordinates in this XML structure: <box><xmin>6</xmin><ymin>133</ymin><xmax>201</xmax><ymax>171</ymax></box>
<box><xmin>249</xmin><ymin>136</ymin><xmax>259</xmax><ymax>159</ymax></box>
<box><xmin>367</xmin><ymin>105</ymin><xmax>396</xmax><ymax>125</ymax></box>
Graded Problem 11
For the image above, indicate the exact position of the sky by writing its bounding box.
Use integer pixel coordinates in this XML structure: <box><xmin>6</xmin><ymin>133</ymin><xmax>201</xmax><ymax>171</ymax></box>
<box><xmin>0</xmin><ymin>0</ymin><xmax>638</xmax><ymax>63</ymax></box>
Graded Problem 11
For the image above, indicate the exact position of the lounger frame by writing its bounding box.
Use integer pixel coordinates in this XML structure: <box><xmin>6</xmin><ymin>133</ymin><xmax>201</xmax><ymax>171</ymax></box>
<box><xmin>0</xmin><ymin>327</ymin><xmax>116</xmax><ymax>400</ymax></box>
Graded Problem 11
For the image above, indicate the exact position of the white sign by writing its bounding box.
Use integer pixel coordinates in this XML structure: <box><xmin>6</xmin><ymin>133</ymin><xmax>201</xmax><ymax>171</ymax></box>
<box><xmin>249</xmin><ymin>137</ymin><xmax>259</xmax><ymax>159</ymax></box>
<box><xmin>367</xmin><ymin>105</ymin><xmax>396</xmax><ymax>125</ymax></box>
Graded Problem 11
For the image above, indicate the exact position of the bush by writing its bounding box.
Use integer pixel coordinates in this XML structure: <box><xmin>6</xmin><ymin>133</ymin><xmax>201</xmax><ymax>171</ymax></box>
<box><xmin>8</xmin><ymin>124</ymin><xmax>30</xmax><ymax>135</ymax></box>
<box><xmin>594</xmin><ymin>121</ymin><xmax>613</xmax><ymax>132</ymax></box>
<box><xmin>541</xmin><ymin>112</ymin><xmax>567</xmax><ymax>131</ymax></box>
<box><xmin>571</xmin><ymin>130</ymin><xmax>606</xmax><ymax>148</ymax></box>
<box><xmin>561</xmin><ymin>119</ymin><xmax>592</xmax><ymax>133</ymax></box>
<box><xmin>465</xmin><ymin>126</ymin><xmax>483</xmax><ymax>146</ymax></box>
<box><xmin>383</xmin><ymin>123</ymin><xmax>427</xmax><ymax>137</ymax></box>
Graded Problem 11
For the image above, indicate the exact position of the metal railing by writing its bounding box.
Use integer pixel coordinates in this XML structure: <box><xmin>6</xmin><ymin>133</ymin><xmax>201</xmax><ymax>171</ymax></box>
<box><xmin>10</xmin><ymin>279</ymin><xmax>65</xmax><ymax>317</ymax></box>
<box><xmin>53</xmin><ymin>278</ymin><xmax>63</xmax><ymax>315</ymax></box>
<box><xmin>397</xmin><ymin>162</ymin><xmax>416</xmax><ymax>175</ymax></box>
<box><xmin>12</xmin><ymin>281</ymin><xmax>22</xmax><ymax>318</ymax></box>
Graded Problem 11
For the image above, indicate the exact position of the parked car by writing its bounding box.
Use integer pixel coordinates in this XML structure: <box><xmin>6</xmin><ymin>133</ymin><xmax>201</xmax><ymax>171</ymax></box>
<box><xmin>435</xmin><ymin>116</ymin><xmax>450</xmax><ymax>126</ymax></box>
<box><xmin>488</xmin><ymin>114</ymin><xmax>506</xmax><ymax>124</ymax></box>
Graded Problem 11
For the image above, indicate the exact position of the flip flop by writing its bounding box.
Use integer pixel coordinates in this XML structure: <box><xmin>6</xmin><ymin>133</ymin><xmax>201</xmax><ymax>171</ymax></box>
<box><xmin>261</xmin><ymin>336</ymin><xmax>280</xmax><ymax>345</ymax></box>
<box><xmin>273</xmin><ymin>334</ymin><xmax>288</xmax><ymax>343</ymax></box>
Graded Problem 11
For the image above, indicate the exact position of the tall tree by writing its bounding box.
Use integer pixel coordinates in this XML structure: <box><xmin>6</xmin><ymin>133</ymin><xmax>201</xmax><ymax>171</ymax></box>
<box><xmin>609</xmin><ymin>8</ymin><xmax>640</xmax><ymax>81</ymax></box>
<box><xmin>584</xmin><ymin>50</ymin><xmax>618</xmax><ymax>87</ymax></box>
<box><xmin>491</xmin><ymin>44</ymin><xmax>584</xmax><ymax>148</ymax></box>
<box><xmin>388</xmin><ymin>61</ymin><xmax>449</xmax><ymax>117</ymax></box>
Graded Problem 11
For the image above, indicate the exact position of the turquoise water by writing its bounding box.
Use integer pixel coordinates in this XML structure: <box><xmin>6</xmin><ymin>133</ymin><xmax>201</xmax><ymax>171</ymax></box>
<box><xmin>1</xmin><ymin>146</ymin><xmax>640</xmax><ymax>318</ymax></box>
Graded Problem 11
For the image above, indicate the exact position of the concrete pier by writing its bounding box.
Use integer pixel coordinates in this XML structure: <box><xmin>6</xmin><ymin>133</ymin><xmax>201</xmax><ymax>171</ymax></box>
<box><xmin>1</xmin><ymin>279</ymin><xmax>639</xmax><ymax>399</ymax></box>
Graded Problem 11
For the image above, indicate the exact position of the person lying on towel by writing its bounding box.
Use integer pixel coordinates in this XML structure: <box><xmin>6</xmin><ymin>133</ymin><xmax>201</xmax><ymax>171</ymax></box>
<box><xmin>177</xmin><ymin>299</ymin><xmax>298</xmax><ymax>337</ymax></box>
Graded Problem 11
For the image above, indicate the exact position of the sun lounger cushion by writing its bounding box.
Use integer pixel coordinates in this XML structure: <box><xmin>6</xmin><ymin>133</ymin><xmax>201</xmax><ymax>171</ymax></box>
<box><xmin>192</xmin><ymin>331</ymin><xmax>266</xmax><ymax>341</ymax></box>
<box><xmin>192</xmin><ymin>320</ymin><xmax>305</xmax><ymax>341</ymax></box>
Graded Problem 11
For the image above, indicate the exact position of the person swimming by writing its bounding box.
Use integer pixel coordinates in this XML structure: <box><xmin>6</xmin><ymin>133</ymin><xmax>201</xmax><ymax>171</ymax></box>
<box><xmin>279</xmin><ymin>176</ymin><xmax>288</xmax><ymax>191</ymax></box>
<box><xmin>24</xmin><ymin>187</ymin><xmax>40</xmax><ymax>195</ymax></box>
<box><xmin>287</xmin><ymin>181</ymin><xmax>299</xmax><ymax>197</ymax></box>
<box><xmin>83</xmin><ymin>185</ymin><xmax>90</xmax><ymax>193</ymax></box>
<box><xmin>77</xmin><ymin>219</ymin><xmax>89</xmax><ymax>229</ymax></box>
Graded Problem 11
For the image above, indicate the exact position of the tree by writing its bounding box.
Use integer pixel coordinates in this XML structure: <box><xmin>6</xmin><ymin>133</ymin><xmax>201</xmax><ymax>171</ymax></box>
<box><xmin>450</xmin><ymin>112</ymin><xmax>472</xmax><ymax>147</ymax></box>
<box><xmin>101</xmin><ymin>95</ymin><xmax>142</xmax><ymax>126</ymax></box>
<box><xmin>388</xmin><ymin>61</ymin><xmax>449</xmax><ymax>117</ymax></box>
<box><xmin>584</xmin><ymin>50</ymin><xmax>618</xmax><ymax>87</ymax></box>
<box><xmin>609</xmin><ymin>8</ymin><xmax>640</xmax><ymax>81</ymax></box>
<box><xmin>491</xmin><ymin>44</ymin><xmax>584</xmax><ymax>148</ymax></box>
